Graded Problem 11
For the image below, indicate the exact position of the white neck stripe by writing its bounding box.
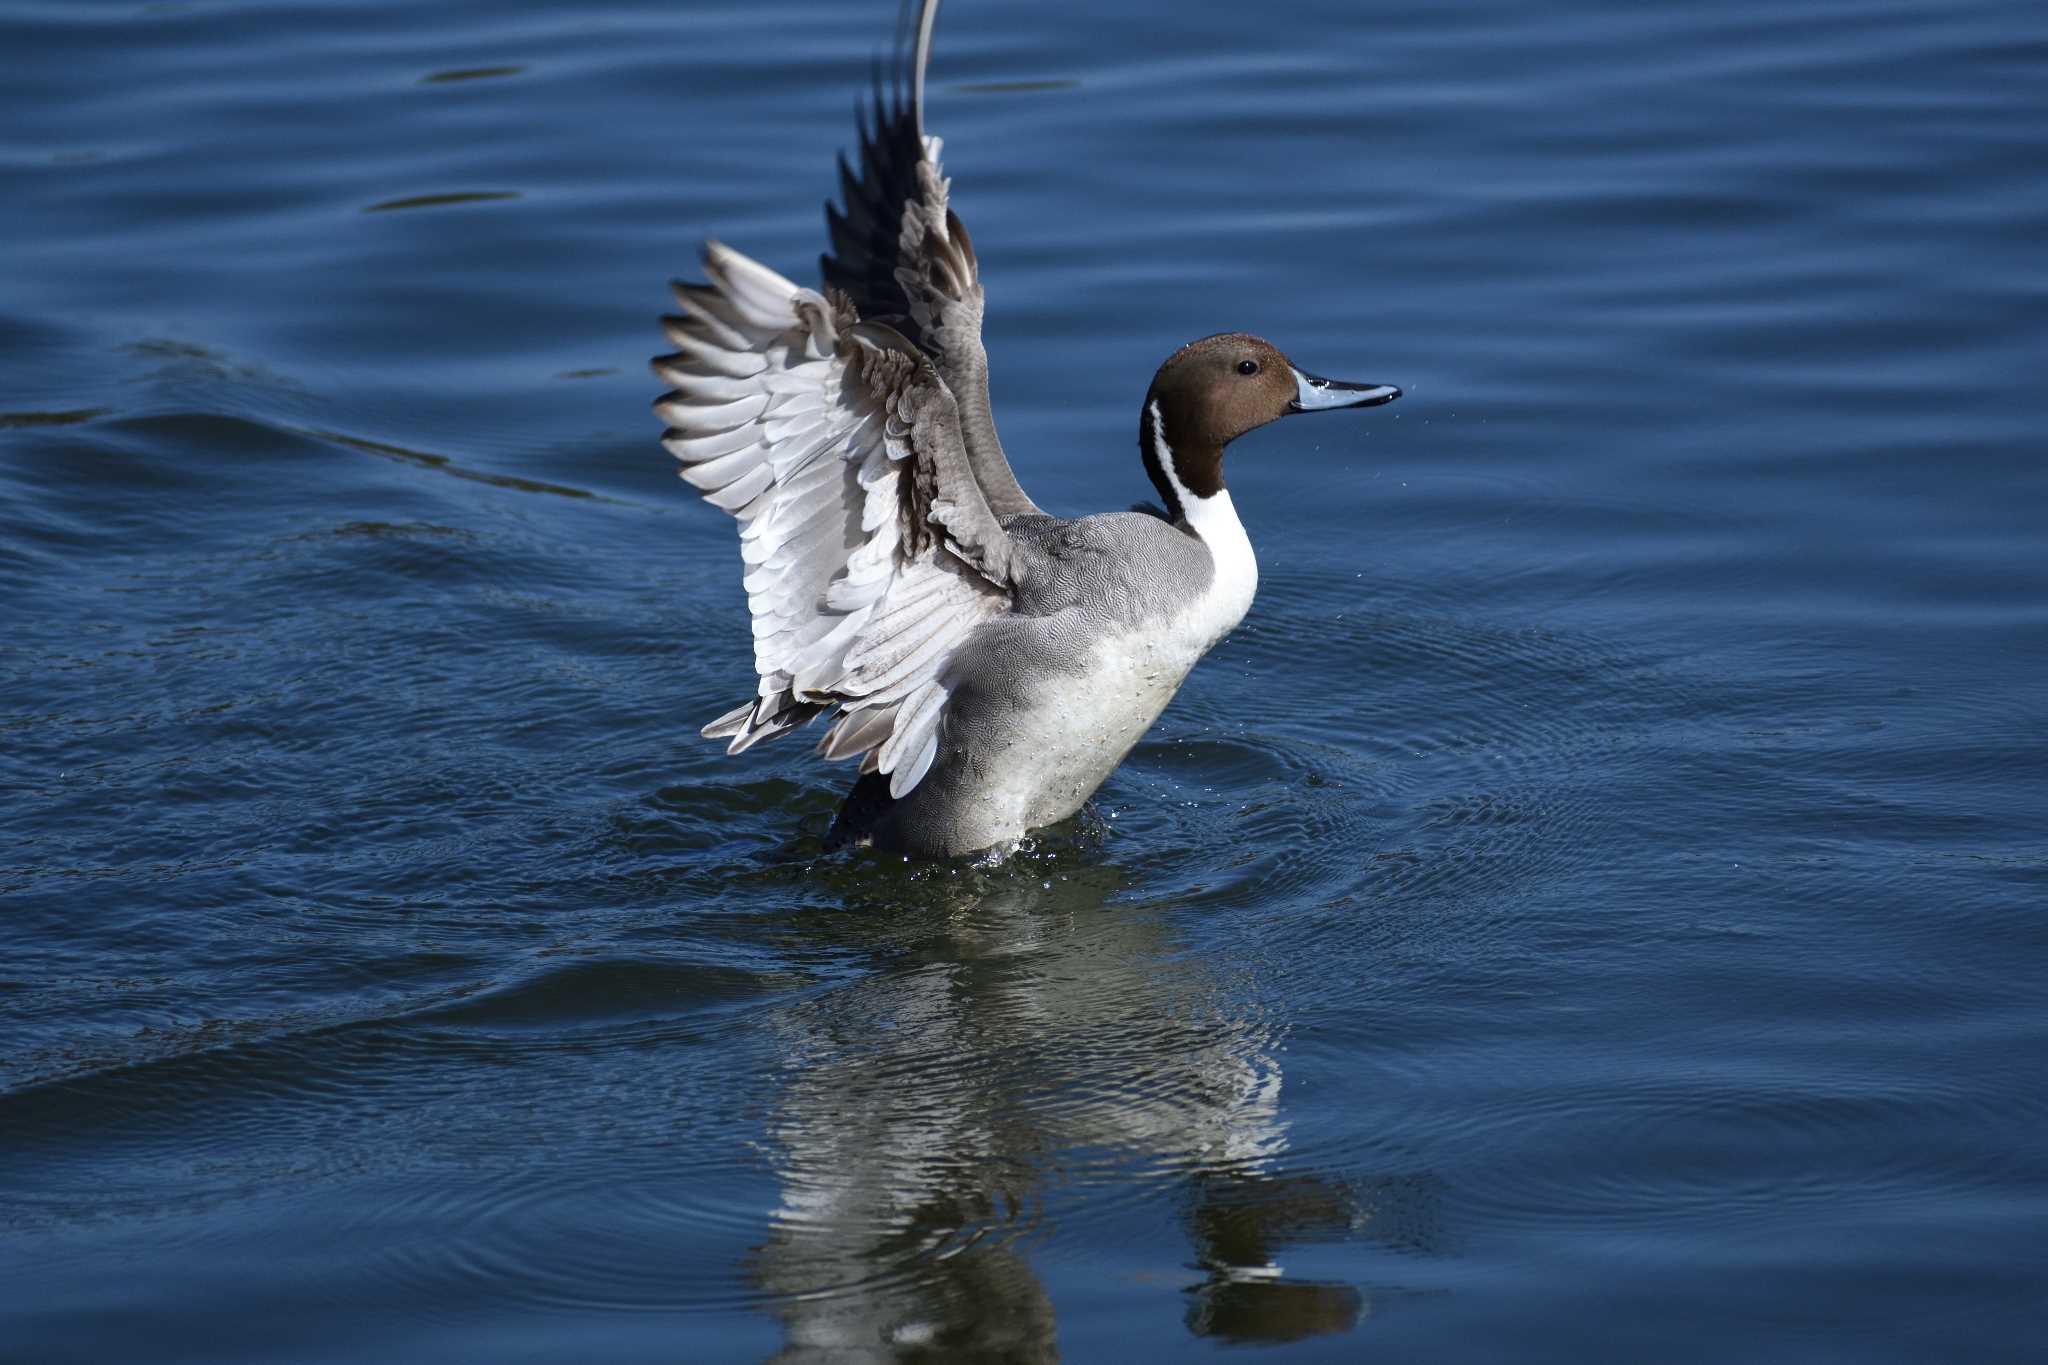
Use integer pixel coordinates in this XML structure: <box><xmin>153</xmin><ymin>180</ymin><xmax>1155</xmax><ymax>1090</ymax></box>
<box><xmin>1149</xmin><ymin>399</ymin><xmax>1251</xmax><ymax>554</ymax></box>
<box><xmin>1148</xmin><ymin>400</ymin><xmax>1201</xmax><ymax>516</ymax></box>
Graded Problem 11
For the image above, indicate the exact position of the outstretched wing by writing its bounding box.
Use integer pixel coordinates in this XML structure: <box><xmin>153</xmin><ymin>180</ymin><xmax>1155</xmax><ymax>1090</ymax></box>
<box><xmin>822</xmin><ymin>0</ymin><xmax>1042</xmax><ymax>521</ymax></box>
<box><xmin>655</xmin><ymin>242</ymin><xmax>1016</xmax><ymax>798</ymax></box>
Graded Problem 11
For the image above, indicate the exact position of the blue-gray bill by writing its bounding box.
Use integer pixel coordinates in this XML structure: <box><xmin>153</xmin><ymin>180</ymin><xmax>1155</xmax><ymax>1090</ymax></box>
<box><xmin>1288</xmin><ymin>368</ymin><xmax>1402</xmax><ymax>412</ymax></box>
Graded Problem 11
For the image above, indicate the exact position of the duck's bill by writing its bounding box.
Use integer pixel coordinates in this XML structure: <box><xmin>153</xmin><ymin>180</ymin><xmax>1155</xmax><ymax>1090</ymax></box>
<box><xmin>1289</xmin><ymin>369</ymin><xmax>1402</xmax><ymax>412</ymax></box>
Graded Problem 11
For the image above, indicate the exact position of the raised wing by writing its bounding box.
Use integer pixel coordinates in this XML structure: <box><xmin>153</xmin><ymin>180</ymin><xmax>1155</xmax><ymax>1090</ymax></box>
<box><xmin>822</xmin><ymin>0</ymin><xmax>1042</xmax><ymax>521</ymax></box>
<box><xmin>655</xmin><ymin>241</ymin><xmax>1015</xmax><ymax>797</ymax></box>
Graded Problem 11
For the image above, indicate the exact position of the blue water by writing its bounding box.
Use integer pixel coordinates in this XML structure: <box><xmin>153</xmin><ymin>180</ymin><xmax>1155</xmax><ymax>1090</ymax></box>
<box><xmin>3</xmin><ymin>0</ymin><xmax>2045</xmax><ymax>1359</ymax></box>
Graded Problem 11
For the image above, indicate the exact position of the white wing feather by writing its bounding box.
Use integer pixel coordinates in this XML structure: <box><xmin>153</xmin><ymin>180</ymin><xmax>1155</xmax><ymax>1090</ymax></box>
<box><xmin>655</xmin><ymin>241</ymin><xmax>1012</xmax><ymax>798</ymax></box>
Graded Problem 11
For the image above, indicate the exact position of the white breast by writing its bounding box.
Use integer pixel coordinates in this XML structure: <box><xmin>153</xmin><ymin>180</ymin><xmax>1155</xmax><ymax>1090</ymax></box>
<box><xmin>1177</xmin><ymin>487</ymin><xmax>1259</xmax><ymax>649</ymax></box>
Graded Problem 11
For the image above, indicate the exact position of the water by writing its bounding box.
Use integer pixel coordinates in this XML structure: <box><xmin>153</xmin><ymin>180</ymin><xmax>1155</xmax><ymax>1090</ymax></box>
<box><xmin>3</xmin><ymin>0</ymin><xmax>2044</xmax><ymax>1358</ymax></box>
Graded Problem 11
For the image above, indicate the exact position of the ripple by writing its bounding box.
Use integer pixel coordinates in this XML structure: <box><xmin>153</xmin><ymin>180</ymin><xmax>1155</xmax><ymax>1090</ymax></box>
<box><xmin>1442</xmin><ymin>1070</ymin><xmax>2048</xmax><ymax>1237</ymax></box>
<box><xmin>362</xmin><ymin>190</ymin><xmax>523</xmax><ymax>214</ymax></box>
<box><xmin>1106</xmin><ymin>581</ymin><xmax>1700</xmax><ymax>938</ymax></box>
<box><xmin>419</xmin><ymin>65</ymin><xmax>525</xmax><ymax>85</ymax></box>
<box><xmin>409</xmin><ymin>957</ymin><xmax>784</xmax><ymax>1036</ymax></box>
<box><xmin>354</xmin><ymin>1164</ymin><xmax>774</xmax><ymax>1317</ymax></box>
<box><xmin>0</xmin><ymin>407</ymin><xmax>108</xmax><ymax>428</ymax></box>
<box><xmin>300</xmin><ymin>425</ymin><xmax>602</xmax><ymax>499</ymax></box>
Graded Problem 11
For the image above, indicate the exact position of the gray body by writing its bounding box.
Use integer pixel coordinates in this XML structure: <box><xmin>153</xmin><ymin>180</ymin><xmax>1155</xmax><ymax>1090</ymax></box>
<box><xmin>832</xmin><ymin>511</ymin><xmax>1216</xmax><ymax>856</ymax></box>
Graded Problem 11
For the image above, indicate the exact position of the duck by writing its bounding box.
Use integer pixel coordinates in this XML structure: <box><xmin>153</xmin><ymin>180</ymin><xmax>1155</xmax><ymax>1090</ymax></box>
<box><xmin>654</xmin><ymin>0</ymin><xmax>1400</xmax><ymax>859</ymax></box>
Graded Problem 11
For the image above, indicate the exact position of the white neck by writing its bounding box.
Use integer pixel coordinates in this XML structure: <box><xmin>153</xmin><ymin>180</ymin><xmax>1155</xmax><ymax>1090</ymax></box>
<box><xmin>1148</xmin><ymin>401</ymin><xmax>1258</xmax><ymax>641</ymax></box>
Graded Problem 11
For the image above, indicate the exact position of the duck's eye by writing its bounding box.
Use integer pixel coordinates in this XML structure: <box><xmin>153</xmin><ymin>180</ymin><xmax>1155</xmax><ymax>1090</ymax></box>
<box><xmin>1237</xmin><ymin>359</ymin><xmax>1260</xmax><ymax>376</ymax></box>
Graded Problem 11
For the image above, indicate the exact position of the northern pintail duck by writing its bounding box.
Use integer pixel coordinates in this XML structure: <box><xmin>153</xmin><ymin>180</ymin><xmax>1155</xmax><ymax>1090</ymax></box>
<box><xmin>655</xmin><ymin>0</ymin><xmax>1400</xmax><ymax>859</ymax></box>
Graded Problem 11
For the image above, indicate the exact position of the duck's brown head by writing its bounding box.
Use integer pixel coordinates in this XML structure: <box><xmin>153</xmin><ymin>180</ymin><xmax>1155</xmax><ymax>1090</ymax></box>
<box><xmin>1139</xmin><ymin>332</ymin><xmax>1400</xmax><ymax>519</ymax></box>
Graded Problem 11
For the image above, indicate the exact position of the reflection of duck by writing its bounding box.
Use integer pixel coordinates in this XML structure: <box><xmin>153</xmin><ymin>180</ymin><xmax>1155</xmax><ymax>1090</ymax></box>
<box><xmin>1183</xmin><ymin>1170</ymin><xmax>1371</xmax><ymax>1343</ymax></box>
<box><xmin>654</xmin><ymin>0</ymin><xmax>1399</xmax><ymax>859</ymax></box>
<box><xmin>749</xmin><ymin>867</ymin><xmax>1413</xmax><ymax>1357</ymax></box>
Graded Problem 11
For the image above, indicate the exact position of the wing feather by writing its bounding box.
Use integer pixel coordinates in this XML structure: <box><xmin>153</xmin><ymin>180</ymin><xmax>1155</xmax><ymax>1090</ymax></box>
<box><xmin>819</xmin><ymin>0</ymin><xmax>1041</xmax><ymax>522</ymax></box>
<box><xmin>818</xmin><ymin>703</ymin><xmax>898</xmax><ymax>761</ymax></box>
<box><xmin>654</xmin><ymin>238</ymin><xmax>1015</xmax><ymax>796</ymax></box>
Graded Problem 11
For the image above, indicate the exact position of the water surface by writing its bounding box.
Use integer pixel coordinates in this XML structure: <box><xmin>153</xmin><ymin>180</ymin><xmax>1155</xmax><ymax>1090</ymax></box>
<box><xmin>2</xmin><ymin>0</ymin><xmax>2045</xmax><ymax>1359</ymax></box>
